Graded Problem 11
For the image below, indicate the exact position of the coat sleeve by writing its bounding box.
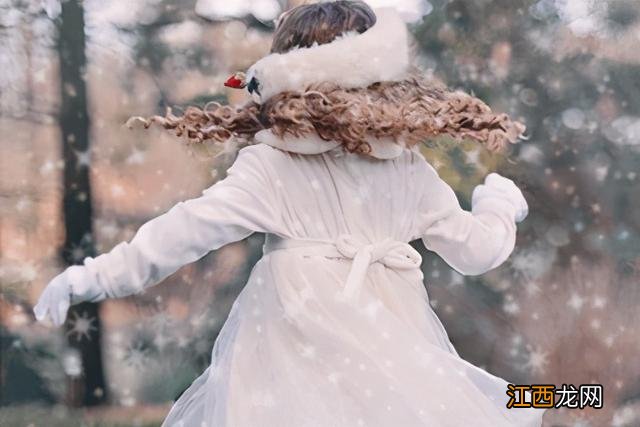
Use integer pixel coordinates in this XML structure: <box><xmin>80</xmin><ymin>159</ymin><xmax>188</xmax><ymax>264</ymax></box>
<box><xmin>417</xmin><ymin>162</ymin><xmax>528</xmax><ymax>276</ymax></box>
<box><xmin>70</xmin><ymin>145</ymin><xmax>281</xmax><ymax>302</ymax></box>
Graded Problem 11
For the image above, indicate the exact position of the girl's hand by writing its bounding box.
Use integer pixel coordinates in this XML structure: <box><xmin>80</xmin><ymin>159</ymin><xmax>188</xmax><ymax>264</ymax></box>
<box><xmin>34</xmin><ymin>265</ymin><xmax>105</xmax><ymax>326</ymax></box>
<box><xmin>472</xmin><ymin>173</ymin><xmax>529</xmax><ymax>223</ymax></box>
<box><xmin>33</xmin><ymin>270</ymin><xmax>73</xmax><ymax>326</ymax></box>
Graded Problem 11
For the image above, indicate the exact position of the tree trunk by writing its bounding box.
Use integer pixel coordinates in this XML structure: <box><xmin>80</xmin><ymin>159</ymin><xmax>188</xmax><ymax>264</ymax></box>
<box><xmin>57</xmin><ymin>0</ymin><xmax>107</xmax><ymax>407</ymax></box>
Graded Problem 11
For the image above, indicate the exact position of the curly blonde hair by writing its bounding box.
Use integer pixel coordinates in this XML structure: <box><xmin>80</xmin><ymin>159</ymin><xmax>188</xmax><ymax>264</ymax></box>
<box><xmin>127</xmin><ymin>1</ymin><xmax>525</xmax><ymax>154</ymax></box>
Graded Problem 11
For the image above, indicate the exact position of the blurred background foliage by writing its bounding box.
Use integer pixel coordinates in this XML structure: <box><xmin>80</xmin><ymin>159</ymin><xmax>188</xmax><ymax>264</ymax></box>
<box><xmin>1</xmin><ymin>0</ymin><xmax>639</xmax><ymax>426</ymax></box>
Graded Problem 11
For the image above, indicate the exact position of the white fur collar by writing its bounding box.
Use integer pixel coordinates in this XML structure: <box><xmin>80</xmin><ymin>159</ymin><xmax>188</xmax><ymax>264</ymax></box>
<box><xmin>254</xmin><ymin>129</ymin><xmax>407</xmax><ymax>159</ymax></box>
<box><xmin>246</xmin><ymin>7</ymin><xmax>409</xmax><ymax>103</ymax></box>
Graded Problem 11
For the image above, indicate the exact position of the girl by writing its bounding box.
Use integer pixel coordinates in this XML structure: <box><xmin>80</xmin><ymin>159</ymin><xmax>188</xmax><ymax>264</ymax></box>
<box><xmin>35</xmin><ymin>2</ymin><xmax>545</xmax><ymax>426</ymax></box>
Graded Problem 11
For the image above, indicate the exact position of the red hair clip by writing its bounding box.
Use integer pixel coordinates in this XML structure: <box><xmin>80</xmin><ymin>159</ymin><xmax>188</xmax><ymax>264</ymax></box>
<box><xmin>224</xmin><ymin>72</ymin><xmax>247</xmax><ymax>89</ymax></box>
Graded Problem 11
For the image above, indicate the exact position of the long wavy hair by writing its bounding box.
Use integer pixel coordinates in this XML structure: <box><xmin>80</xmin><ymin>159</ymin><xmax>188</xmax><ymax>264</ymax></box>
<box><xmin>127</xmin><ymin>1</ymin><xmax>525</xmax><ymax>154</ymax></box>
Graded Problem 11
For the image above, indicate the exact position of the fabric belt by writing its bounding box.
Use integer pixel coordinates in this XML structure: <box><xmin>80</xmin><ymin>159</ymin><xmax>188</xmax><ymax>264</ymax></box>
<box><xmin>263</xmin><ymin>234</ymin><xmax>422</xmax><ymax>300</ymax></box>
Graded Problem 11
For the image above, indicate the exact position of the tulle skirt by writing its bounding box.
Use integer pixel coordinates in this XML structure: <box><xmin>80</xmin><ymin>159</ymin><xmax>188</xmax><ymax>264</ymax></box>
<box><xmin>161</xmin><ymin>249</ymin><xmax>545</xmax><ymax>426</ymax></box>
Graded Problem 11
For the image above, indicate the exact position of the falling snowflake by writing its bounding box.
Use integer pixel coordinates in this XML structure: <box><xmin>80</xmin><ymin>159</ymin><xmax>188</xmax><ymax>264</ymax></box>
<box><xmin>448</xmin><ymin>271</ymin><xmax>464</xmax><ymax>287</ymax></box>
<box><xmin>152</xmin><ymin>331</ymin><xmax>171</xmax><ymax>352</ymax></box>
<box><xmin>362</xmin><ymin>300</ymin><xmax>384</xmax><ymax>319</ymax></box>
<box><xmin>502</xmin><ymin>294</ymin><xmax>520</xmax><ymax>315</ymax></box>
<box><xmin>123</xmin><ymin>341</ymin><xmax>150</xmax><ymax>370</ymax></box>
<box><xmin>568</xmin><ymin>293</ymin><xmax>585</xmax><ymax>311</ymax></box>
<box><xmin>126</xmin><ymin>148</ymin><xmax>147</xmax><ymax>164</ymax></box>
<box><xmin>151</xmin><ymin>312</ymin><xmax>175</xmax><ymax>331</ymax></box>
<box><xmin>524</xmin><ymin>281</ymin><xmax>542</xmax><ymax>296</ymax></box>
<box><xmin>62</xmin><ymin>349</ymin><xmax>83</xmax><ymax>377</ymax></box>
<box><xmin>110</xmin><ymin>183</ymin><xmax>126</xmax><ymax>197</ymax></box>
<box><xmin>327</xmin><ymin>372</ymin><xmax>341</xmax><ymax>384</ymax></box>
<box><xmin>509</xmin><ymin>244</ymin><xmax>556</xmax><ymax>281</ymax></box>
<box><xmin>74</xmin><ymin>149</ymin><xmax>92</xmax><ymax>168</ymax></box>
<box><xmin>66</xmin><ymin>310</ymin><xmax>98</xmax><ymax>342</ymax></box>
<box><xmin>591</xmin><ymin>295</ymin><xmax>607</xmax><ymax>309</ymax></box>
<box><xmin>524</xmin><ymin>346</ymin><xmax>549</xmax><ymax>375</ymax></box>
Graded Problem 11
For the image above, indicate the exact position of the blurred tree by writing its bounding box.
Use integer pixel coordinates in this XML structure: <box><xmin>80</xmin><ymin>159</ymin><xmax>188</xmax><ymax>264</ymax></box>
<box><xmin>57</xmin><ymin>0</ymin><xmax>107</xmax><ymax>407</ymax></box>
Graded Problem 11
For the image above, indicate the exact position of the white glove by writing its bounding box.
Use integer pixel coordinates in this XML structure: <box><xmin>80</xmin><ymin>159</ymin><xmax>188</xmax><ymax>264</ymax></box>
<box><xmin>33</xmin><ymin>265</ymin><xmax>104</xmax><ymax>326</ymax></box>
<box><xmin>471</xmin><ymin>172</ymin><xmax>528</xmax><ymax>223</ymax></box>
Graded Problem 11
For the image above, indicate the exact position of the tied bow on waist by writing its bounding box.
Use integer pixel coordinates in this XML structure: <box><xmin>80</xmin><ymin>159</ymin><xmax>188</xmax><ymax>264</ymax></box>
<box><xmin>263</xmin><ymin>234</ymin><xmax>422</xmax><ymax>300</ymax></box>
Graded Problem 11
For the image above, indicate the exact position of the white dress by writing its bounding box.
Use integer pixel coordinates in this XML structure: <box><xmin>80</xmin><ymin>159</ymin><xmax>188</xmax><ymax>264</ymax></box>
<box><xmin>76</xmin><ymin>137</ymin><xmax>545</xmax><ymax>427</ymax></box>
